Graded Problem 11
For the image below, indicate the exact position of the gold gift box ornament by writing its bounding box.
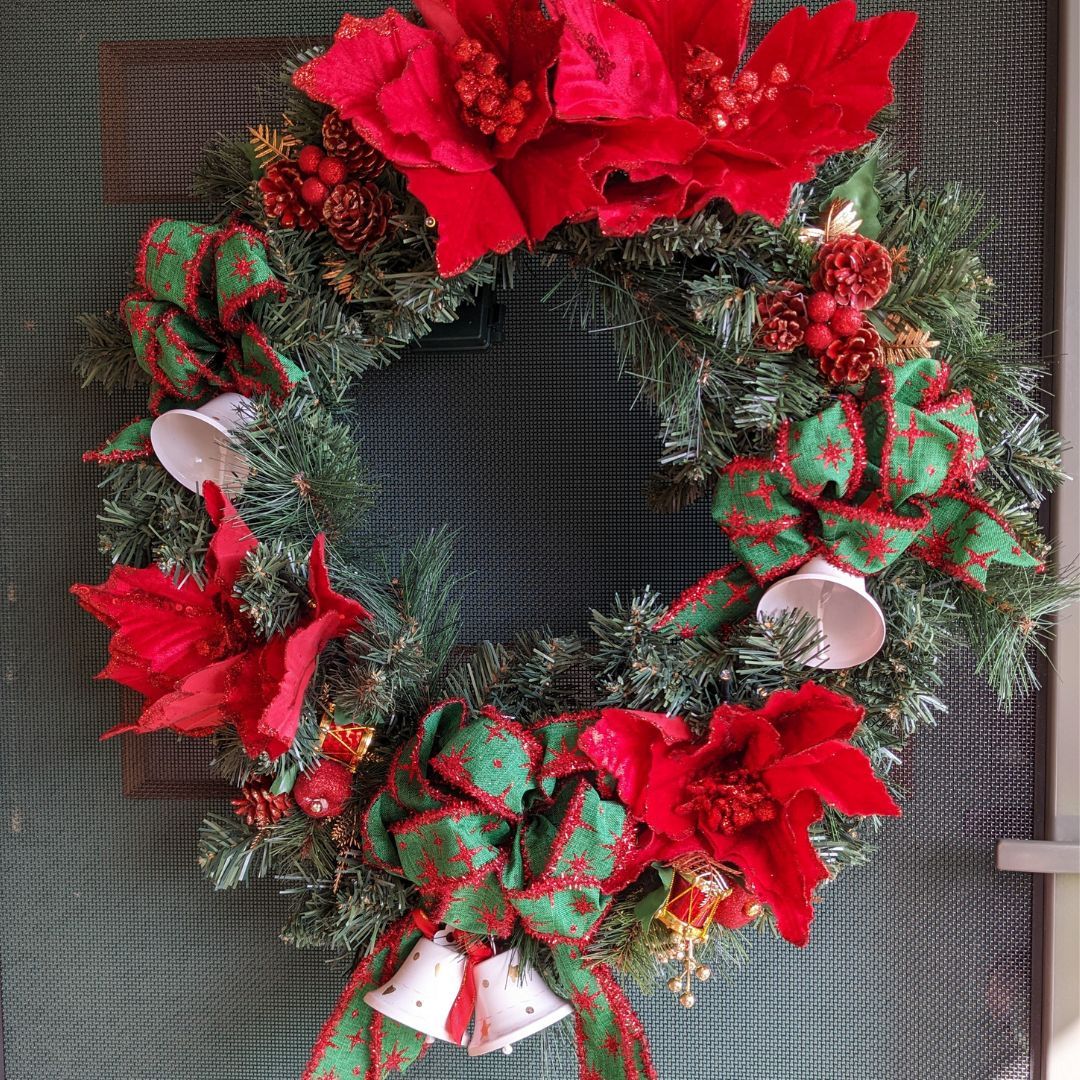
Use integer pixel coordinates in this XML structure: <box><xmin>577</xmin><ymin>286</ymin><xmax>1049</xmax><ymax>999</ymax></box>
<box><xmin>657</xmin><ymin>854</ymin><xmax>737</xmax><ymax>1009</ymax></box>
<box><xmin>317</xmin><ymin>703</ymin><xmax>375</xmax><ymax>773</ymax></box>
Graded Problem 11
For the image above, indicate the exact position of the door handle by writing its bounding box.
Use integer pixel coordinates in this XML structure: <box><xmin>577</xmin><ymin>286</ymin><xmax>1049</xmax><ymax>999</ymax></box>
<box><xmin>996</xmin><ymin>839</ymin><xmax>1080</xmax><ymax>874</ymax></box>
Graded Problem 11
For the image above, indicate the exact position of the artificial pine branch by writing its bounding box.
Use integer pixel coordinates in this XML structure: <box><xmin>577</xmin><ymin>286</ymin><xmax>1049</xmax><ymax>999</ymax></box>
<box><xmin>73</xmin><ymin>313</ymin><xmax>145</xmax><ymax>391</ymax></box>
<box><xmin>96</xmin><ymin>461</ymin><xmax>210</xmax><ymax>580</ymax></box>
<box><xmin>233</xmin><ymin>393</ymin><xmax>377</xmax><ymax>545</ymax></box>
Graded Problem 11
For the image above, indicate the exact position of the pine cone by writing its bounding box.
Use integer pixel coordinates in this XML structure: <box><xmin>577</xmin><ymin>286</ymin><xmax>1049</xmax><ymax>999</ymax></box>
<box><xmin>818</xmin><ymin>323</ymin><xmax>882</xmax><ymax>385</ymax></box>
<box><xmin>231</xmin><ymin>781</ymin><xmax>293</xmax><ymax>828</ymax></box>
<box><xmin>323</xmin><ymin>181</ymin><xmax>393</xmax><ymax>253</ymax></box>
<box><xmin>259</xmin><ymin>161</ymin><xmax>320</xmax><ymax>230</ymax></box>
<box><xmin>322</xmin><ymin>111</ymin><xmax>386</xmax><ymax>182</ymax></box>
<box><xmin>757</xmin><ymin>283</ymin><xmax>809</xmax><ymax>352</ymax></box>
<box><xmin>811</xmin><ymin>236</ymin><xmax>893</xmax><ymax>310</ymax></box>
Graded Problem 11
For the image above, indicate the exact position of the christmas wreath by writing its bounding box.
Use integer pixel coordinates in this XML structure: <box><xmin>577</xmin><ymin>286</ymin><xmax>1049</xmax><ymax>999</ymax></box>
<box><xmin>70</xmin><ymin>3</ymin><xmax>1075</xmax><ymax>1079</ymax></box>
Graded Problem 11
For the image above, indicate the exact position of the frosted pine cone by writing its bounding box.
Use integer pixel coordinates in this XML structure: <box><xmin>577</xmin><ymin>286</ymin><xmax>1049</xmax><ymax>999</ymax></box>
<box><xmin>757</xmin><ymin>284</ymin><xmax>809</xmax><ymax>352</ymax></box>
<box><xmin>818</xmin><ymin>323</ymin><xmax>882</xmax><ymax>384</ymax></box>
<box><xmin>323</xmin><ymin>180</ymin><xmax>393</xmax><ymax>253</ymax></box>
<box><xmin>259</xmin><ymin>161</ymin><xmax>321</xmax><ymax>230</ymax></box>
<box><xmin>811</xmin><ymin>236</ymin><xmax>893</xmax><ymax>310</ymax></box>
<box><xmin>231</xmin><ymin>781</ymin><xmax>293</xmax><ymax>828</ymax></box>
<box><xmin>321</xmin><ymin>111</ymin><xmax>386</xmax><ymax>182</ymax></box>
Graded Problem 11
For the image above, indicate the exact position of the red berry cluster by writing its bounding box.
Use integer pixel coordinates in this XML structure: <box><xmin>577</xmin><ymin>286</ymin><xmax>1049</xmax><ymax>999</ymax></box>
<box><xmin>680</xmin><ymin>47</ymin><xmax>791</xmax><ymax>134</ymax></box>
<box><xmin>680</xmin><ymin>768</ymin><xmax>780</xmax><ymax>835</ymax></box>
<box><xmin>452</xmin><ymin>36</ymin><xmax>533</xmax><ymax>144</ymax></box>
<box><xmin>757</xmin><ymin>235</ymin><xmax>894</xmax><ymax>385</ymax></box>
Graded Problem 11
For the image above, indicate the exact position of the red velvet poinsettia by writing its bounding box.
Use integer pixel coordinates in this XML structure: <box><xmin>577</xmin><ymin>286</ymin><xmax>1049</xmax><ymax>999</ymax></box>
<box><xmin>551</xmin><ymin>0</ymin><xmax>916</xmax><ymax>232</ymax></box>
<box><xmin>70</xmin><ymin>483</ymin><xmax>369</xmax><ymax>759</ymax></box>
<box><xmin>580</xmin><ymin>682</ymin><xmax>900</xmax><ymax>946</ymax></box>
<box><xmin>294</xmin><ymin>1</ymin><xmax>605</xmax><ymax>276</ymax></box>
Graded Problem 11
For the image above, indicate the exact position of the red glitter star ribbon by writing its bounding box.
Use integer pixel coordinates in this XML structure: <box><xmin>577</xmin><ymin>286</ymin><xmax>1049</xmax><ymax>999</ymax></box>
<box><xmin>661</xmin><ymin>357</ymin><xmax>1041</xmax><ymax>636</ymax></box>
<box><xmin>302</xmin><ymin>700</ymin><xmax>656</xmax><ymax>1080</ymax></box>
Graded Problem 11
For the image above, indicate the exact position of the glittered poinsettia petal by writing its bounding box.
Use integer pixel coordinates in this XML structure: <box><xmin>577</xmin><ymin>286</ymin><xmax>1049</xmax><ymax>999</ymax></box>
<box><xmin>764</xmin><ymin>740</ymin><xmax>900</xmax><ymax>817</ymax></box>
<box><xmin>306</xmin><ymin>533</ymin><xmax>371</xmax><ymax>632</ymax></box>
<box><xmin>614</xmin><ymin>0</ymin><xmax>752</xmax><ymax>80</ymax></box>
<box><xmin>582</xmin><ymin>115</ymin><xmax>702</xmax><ymax>234</ymax></box>
<box><xmin>404</xmin><ymin>165</ymin><xmax>528</xmax><ymax>276</ymax></box>
<box><xmin>71</xmin><ymin>566</ymin><xmax>225</xmax><ymax>701</ymax></box>
<box><xmin>106</xmin><ymin>655</ymin><xmax>241</xmax><ymax>740</ymax></box>
<box><xmin>743</xmin><ymin>0</ymin><xmax>917</xmax><ymax>142</ymax></box>
<box><xmin>550</xmin><ymin>0</ymin><xmax>680</xmax><ymax>120</ymax></box>
<box><xmin>228</xmin><ymin>615</ymin><xmax>343</xmax><ymax>759</ymax></box>
<box><xmin>731</xmin><ymin>788</ymin><xmax>827</xmax><ymax>946</ymax></box>
<box><xmin>582</xmin><ymin>707</ymin><xmax>693</xmax><ymax>816</ymax></box>
<box><xmin>495</xmin><ymin>126</ymin><xmax>603</xmax><ymax>240</ymax></box>
<box><xmin>202</xmin><ymin>480</ymin><xmax>257</xmax><ymax>601</ymax></box>
<box><xmin>293</xmin><ymin>11</ymin><xmax>445</xmax><ymax>169</ymax></box>
<box><xmin>377</xmin><ymin>40</ymin><xmax>494</xmax><ymax>172</ymax></box>
<box><xmin>757</xmin><ymin>680</ymin><xmax>864</xmax><ymax>755</ymax></box>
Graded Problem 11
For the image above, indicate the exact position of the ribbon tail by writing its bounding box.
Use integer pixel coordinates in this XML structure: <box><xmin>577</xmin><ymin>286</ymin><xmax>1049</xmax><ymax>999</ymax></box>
<box><xmin>301</xmin><ymin>916</ymin><xmax>427</xmax><ymax>1080</ymax></box>
<box><xmin>655</xmin><ymin>563</ymin><xmax>761</xmax><ymax>637</ymax></box>
<box><xmin>551</xmin><ymin>944</ymin><xmax>657</xmax><ymax>1080</ymax></box>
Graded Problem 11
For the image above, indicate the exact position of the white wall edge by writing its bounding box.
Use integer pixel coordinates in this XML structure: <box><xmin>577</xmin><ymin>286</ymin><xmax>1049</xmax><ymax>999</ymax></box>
<box><xmin>1045</xmin><ymin>1</ymin><xmax>1080</xmax><ymax>1076</ymax></box>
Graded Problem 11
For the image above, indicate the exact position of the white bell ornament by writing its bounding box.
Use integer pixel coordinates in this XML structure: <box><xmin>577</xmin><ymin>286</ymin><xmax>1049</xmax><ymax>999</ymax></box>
<box><xmin>467</xmin><ymin>949</ymin><xmax>574</xmax><ymax>1057</ymax></box>
<box><xmin>362</xmin><ymin>931</ymin><xmax>470</xmax><ymax>1046</ymax></box>
<box><xmin>755</xmin><ymin>555</ymin><xmax>886</xmax><ymax>669</ymax></box>
<box><xmin>149</xmin><ymin>391</ymin><xmax>253</xmax><ymax>494</ymax></box>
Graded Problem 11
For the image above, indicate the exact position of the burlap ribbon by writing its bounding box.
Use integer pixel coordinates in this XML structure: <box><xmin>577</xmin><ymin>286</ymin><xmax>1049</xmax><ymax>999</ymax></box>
<box><xmin>85</xmin><ymin>219</ymin><xmax>303</xmax><ymax>463</ymax></box>
<box><xmin>661</xmin><ymin>357</ymin><xmax>1040</xmax><ymax>636</ymax></box>
<box><xmin>302</xmin><ymin>700</ymin><xmax>655</xmax><ymax>1080</ymax></box>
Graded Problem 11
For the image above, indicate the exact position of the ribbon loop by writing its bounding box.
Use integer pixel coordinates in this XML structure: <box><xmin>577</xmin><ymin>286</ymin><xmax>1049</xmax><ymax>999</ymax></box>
<box><xmin>85</xmin><ymin>219</ymin><xmax>303</xmax><ymax>464</ymax></box>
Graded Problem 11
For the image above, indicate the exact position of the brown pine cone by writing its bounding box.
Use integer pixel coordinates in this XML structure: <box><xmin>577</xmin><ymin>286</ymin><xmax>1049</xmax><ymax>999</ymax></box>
<box><xmin>757</xmin><ymin>283</ymin><xmax>809</xmax><ymax>352</ymax></box>
<box><xmin>323</xmin><ymin>180</ymin><xmax>393</xmax><ymax>253</ymax></box>
<box><xmin>231</xmin><ymin>781</ymin><xmax>293</xmax><ymax>828</ymax></box>
<box><xmin>322</xmin><ymin>111</ymin><xmax>386</xmax><ymax>181</ymax></box>
<box><xmin>818</xmin><ymin>322</ymin><xmax>882</xmax><ymax>384</ymax></box>
<box><xmin>811</xmin><ymin>236</ymin><xmax>893</xmax><ymax>310</ymax></box>
<box><xmin>258</xmin><ymin>161</ymin><xmax>321</xmax><ymax>230</ymax></box>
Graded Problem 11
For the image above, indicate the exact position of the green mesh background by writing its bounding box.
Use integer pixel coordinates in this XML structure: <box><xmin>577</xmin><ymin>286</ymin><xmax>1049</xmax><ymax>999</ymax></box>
<box><xmin>0</xmin><ymin>2</ymin><xmax>1050</xmax><ymax>1078</ymax></box>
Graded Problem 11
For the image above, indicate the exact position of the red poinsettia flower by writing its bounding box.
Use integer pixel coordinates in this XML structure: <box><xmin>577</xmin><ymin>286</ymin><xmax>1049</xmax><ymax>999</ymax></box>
<box><xmin>294</xmin><ymin>1</ymin><xmax>605</xmax><ymax>275</ymax></box>
<box><xmin>580</xmin><ymin>682</ymin><xmax>900</xmax><ymax>945</ymax></box>
<box><xmin>71</xmin><ymin>483</ymin><xmax>369</xmax><ymax>759</ymax></box>
<box><xmin>550</xmin><ymin>0</ymin><xmax>916</xmax><ymax>232</ymax></box>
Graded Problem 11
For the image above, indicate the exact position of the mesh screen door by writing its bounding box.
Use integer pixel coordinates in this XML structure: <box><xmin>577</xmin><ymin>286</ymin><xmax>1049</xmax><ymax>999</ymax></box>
<box><xmin>0</xmin><ymin>1</ymin><xmax>1055</xmax><ymax>1078</ymax></box>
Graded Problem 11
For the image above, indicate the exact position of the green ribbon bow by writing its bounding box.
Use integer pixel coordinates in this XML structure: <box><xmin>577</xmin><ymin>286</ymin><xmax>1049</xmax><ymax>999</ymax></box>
<box><xmin>661</xmin><ymin>357</ymin><xmax>1040</xmax><ymax>636</ymax></box>
<box><xmin>302</xmin><ymin>701</ymin><xmax>656</xmax><ymax>1080</ymax></box>
<box><xmin>85</xmin><ymin>219</ymin><xmax>303</xmax><ymax>463</ymax></box>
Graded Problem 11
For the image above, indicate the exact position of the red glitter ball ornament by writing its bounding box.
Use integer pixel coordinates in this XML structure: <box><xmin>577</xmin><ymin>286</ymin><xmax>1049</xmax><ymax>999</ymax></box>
<box><xmin>297</xmin><ymin>144</ymin><xmax>324</xmax><ymax>175</ymax></box>
<box><xmin>804</xmin><ymin>322</ymin><xmax>836</xmax><ymax>356</ymax></box>
<box><xmin>757</xmin><ymin>284</ymin><xmax>808</xmax><ymax>352</ymax></box>
<box><xmin>829</xmin><ymin>304</ymin><xmax>865</xmax><ymax>338</ymax></box>
<box><xmin>301</xmin><ymin>176</ymin><xmax>329</xmax><ymax>208</ymax></box>
<box><xmin>811</xmin><ymin>236</ymin><xmax>893</xmax><ymax>310</ymax></box>
<box><xmin>819</xmin><ymin>324</ymin><xmax>882</xmax><ymax>384</ymax></box>
<box><xmin>318</xmin><ymin>155</ymin><xmax>348</xmax><ymax>187</ymax></box>
<box><xmin>805</xmin><ymin>291</ymin><xmax>837</xmax><ymax>324</ymax></box>
<box><xmin>294</xmin><ymin>760</ymin><xmax>353</xmax><ymax>819</ymax></box>
<box><xmin>712</xmin><ymin>883</ymin><xmax>764</xmax><ymax>930</ymax></box>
